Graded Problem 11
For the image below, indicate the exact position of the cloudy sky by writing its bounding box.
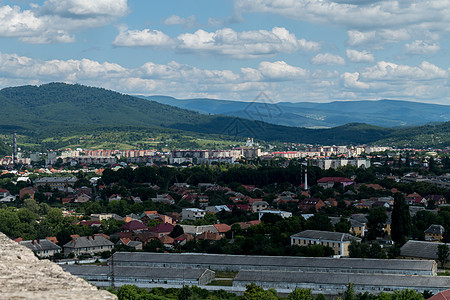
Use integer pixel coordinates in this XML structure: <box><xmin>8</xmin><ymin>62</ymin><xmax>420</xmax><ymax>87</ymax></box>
<box><xmin>1</xmin><ymin>0</ymin><xmax>450</xmax><ymax>104</ymax></box>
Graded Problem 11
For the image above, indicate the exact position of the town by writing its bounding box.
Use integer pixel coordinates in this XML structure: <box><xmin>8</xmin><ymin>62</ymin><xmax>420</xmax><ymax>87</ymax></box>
<box><xmin>1</xmin><ymin>139</ymin><xmax>450</xmax><ymax>299</ymax></box>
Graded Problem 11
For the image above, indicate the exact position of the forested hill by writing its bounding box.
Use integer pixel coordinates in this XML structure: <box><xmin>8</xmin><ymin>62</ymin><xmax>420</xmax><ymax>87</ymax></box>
<box><xmin>143</xmin><ymin>95</ymin><xmax>450</xmax><ymax>128</ymax></box>
<box><xmin>0</xmin><ymin>83</ymin><xmax>448</xmax><ymax>148</ymax></box>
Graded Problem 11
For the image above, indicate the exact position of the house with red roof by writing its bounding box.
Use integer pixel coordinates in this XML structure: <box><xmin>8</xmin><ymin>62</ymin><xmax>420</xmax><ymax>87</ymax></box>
<box><xmin>317</xmin><ymin>177</ymin><xmax>354</xmax><ymax>189</ymax></box>
<box><xmin>213</xmin><ymin>224</ymin><xmax>231</xmax><ymax>237</ymax></box>
<box><xmin>149</xmin><ymin>223</ymin><xmax>174</xmax><ymax>237</ymax></box>
<box><xmin>299</xmin><ymin>198</ymin><xmax>325</xmax><ymax>212</ymax></box>
<box><xmin>121</xmin><ymin>220</ymin><xmax>148</xmax><ymax>232</ymax></box>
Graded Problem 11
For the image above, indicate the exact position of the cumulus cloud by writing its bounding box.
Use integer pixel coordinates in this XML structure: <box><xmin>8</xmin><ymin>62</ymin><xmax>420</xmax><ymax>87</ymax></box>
<box><xmin>0</xmin><ymin>0</ymin><xmax>128</xmax><ymax>44</ymax></box>
<box><xmin>113</xmin><ymin>28</ymin><xmax>173</xmax><ymax>47</ymax></box>
<box><xmin>347</xmin><ymin>29</ymin><xmax>410</xmax><ymax>47</ymax></box>
<box><xmin>235</xmin><ymin>0</ymin><xmax>450</xmax><ymax>33</ymax></box>
<box><xmin>258</xmin><ymin>61</ymin><xmax>308</xmax><ymax>80</ymax></box>
<box><xmin>405</xmin><ymin>40</ymin><xmax>440</xmax><ymax>55</ymax></box>
<box><xmin>1</xmin><ymin>50</ymin><xmax>449</xmax><ymax>103</ymax></box>
<box><xmin>360</xmin><ymin>61</ymin><xmax>447</xmax><ymax>81</ymax></box>
<box><xmin>113</xmin><ymin>27</ymin><xmax>320</xmax><ymax>59</ymax></box>
<box><xmin>164</xmin><ymin>15</ymin><xmax>197</xmax><ymax>28</ymax></box>
<box><xmin>346</xmin><ymin>49</ymin><xmax>374</xmax><ymax>63</ymax></box>
<box><xmin>311</xmin><ymin>53</ymin><xmax>345</xmax><ymax>65</ymax></box>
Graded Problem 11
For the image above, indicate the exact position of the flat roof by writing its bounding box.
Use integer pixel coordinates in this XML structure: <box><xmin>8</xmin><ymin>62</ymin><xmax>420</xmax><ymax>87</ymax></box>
<box><xmin>112</xmin><ymin>252</ymin><xmax>434</xmax><ymax>272</ymax></box>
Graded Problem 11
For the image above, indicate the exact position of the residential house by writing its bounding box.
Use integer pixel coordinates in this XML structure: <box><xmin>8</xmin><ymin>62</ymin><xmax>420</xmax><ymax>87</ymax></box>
<box><xmin>19</xmin><ymin>187</ymin><xmax>38</xmax><ymax>200</ymax></box>
<box><xmin>149</xmin><ymin>223</ymin><xmax>174</xmax><ymax>237</ymax></box>
<box><xmin>73</xmin><ymin>192</ymin><xmax>91</xmax><ymax>203</ymax></box>
<box><xmin>0</xmin><ymin>188</ymin><xmax>10</xmax><ymax>198</ymax></box>
<box><xmin>406</xmin><ymin>196</ymin><xmax>428</xmax><ymax>206</ymax></box>
<box><xmin>108</xmin><ymin>194</ymin><xmax>122</xmax><ymax>202</ymax></box>
<box><xmin>258</xmin><ymin>210</ymin><xmax>292</xmax><ymax>220</ymax></box>
<box><xmin>251</xmin><ymin>201</ymin><xmax>269</xmax><ymax>213</ymax></box>
<box><xmin>425</xmin><ymin>225</ymin><xmax>445</xmax><ymax>242</ymax></box>
<box><xmin>205</xmin><ymin>205</ymin><xmax>231</xmax><ymax>214</ymax></box>
<box><xmin>182</xmin><ymin>208</ymin><xmax>206</xmax><ymax>221</ymax></box>
<box><xmin>19</xmin><ymin>239</ymin><xmax>61</xmax><ymax>258</ymax></box>
<box><xmin>151</xmin><ymin>194</ymin><xmax>175</xmax><ymax>205</ymax></box>
<box><xmin>196</xmin><ymin>231</ymin><xmax>222</xmax><ymax>241</ymax></box>
<box><xmin>117</xmin><ymin>238</ymin><xmax>143</xmax><ymax>250</ymax></box>
<box><xmin>63</xmin><ymin>235</ymin><xmax>114</xmax><ymax>256</ymax></box>
<box><xmin>425</xmin><ymin>195</ymin><xmax>447</xmax><ymax>206</ymax></box>
<box><xmin>181</xmin><ymin>225</ymin><xmax>217</xmax><ymax>236</ymax></box>
<box><xmin>290</xmin><ymin>230</ymin><xmax>361</xmax><ymax>257</ymax></box>
<box><xmin>121</xmin><ymin>220</ymin><xmax>148</xmax><ymax>232</ymax></box>
<box><xmin>91</xmin><ymin>213</ymin><xmax>123</xmax><ymax>221</ymax></box>
<box><xmin>213</xmin><ymin>224</ymin><xmax>231</xmax><ymax>237</ymax></box>
<box><xmin>299</xmin><ymin>198</ymin><xmax>325</xmax><ymax>212</ymax></box>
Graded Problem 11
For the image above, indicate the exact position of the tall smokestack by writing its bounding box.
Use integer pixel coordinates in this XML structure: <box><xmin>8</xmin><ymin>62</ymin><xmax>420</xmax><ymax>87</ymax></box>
<box><xmin>13</xmin><ymin>130</ymin><xmax>17</xmax><ymax>165</ymax></box>
<box><xmin>304</xmin><ymin>167</ymin><xmax>308</xmax><ymax>190</ymax></box>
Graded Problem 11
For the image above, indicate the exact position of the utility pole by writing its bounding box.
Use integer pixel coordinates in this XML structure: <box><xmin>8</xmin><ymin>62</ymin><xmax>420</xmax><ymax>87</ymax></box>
<box><xmin>13</xmin><ymin>130</ymin><xmax>17</xmax><ymax>165</ymax></box>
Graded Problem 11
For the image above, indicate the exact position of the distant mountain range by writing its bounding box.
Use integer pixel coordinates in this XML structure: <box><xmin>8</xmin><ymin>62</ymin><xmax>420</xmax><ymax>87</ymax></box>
<box><xmin>0</xmin><ymin>83</ymin><xmax>448</xmax><ymax>150</ymax></box>
<box><xmin>141</xmin><ymin>95</ymin><xmax>450</xmax><ymax>128</ymax></box>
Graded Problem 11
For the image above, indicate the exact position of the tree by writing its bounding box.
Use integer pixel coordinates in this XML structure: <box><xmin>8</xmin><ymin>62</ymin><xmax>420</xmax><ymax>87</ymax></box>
<box><xmin>391</xmin><ymin>193</ymin><xmax>412</xmax><ymax>245</ymax></box>
<box><xmin>288</xmin><ymin>288</ymin><xmax>313</xmax><ymax>300</ymax></box>
<box><xmin>169</xmin><ymin>225</ymin><xmax>184</xmax><ymax>238</ymax></box>
<box><xmin>241</xmin><ymin>283</ymin><xmax>279</xmax><ymax>300</ymax></box>
<box><xmin>343</xmin><ymin>283</ymin><xmax>355</xmax><ymax>300</ymax></box>
<box><xmin>437</xmin><ymin>244</ymin><xmax>449</xmax><ymax>268</ymax></box>
<box><xmin>367</xmin><ymin>207</ymin><xmax>388</xmax><ymax>240</ymax></box>
<box><xmin>335</xmin><ymin>217</ymin><xmax>351</xmax><ymax>233</ymax></box>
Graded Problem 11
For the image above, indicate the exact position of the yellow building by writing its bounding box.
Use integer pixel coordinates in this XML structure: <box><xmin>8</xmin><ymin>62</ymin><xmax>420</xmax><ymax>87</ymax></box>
<box><xmin>291</xmin><ymin>230</ymin><xmax>361</xmax><ymax>257</ymax></box>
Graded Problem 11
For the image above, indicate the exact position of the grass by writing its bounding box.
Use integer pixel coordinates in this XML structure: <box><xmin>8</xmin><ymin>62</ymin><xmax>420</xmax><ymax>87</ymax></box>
<box><xmin>214</xmin><ymin>271</ymin><xmax>238</xmax><ymax>279</ymax></box>
<box><xmin>207</xmin><ymin>280</ymin><xmax>233</xmax><ymax>286</ymax></box>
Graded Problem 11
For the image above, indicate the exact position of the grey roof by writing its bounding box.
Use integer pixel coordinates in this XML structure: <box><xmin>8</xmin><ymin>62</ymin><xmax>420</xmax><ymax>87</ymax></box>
<box><xmin>35</xmin><ymin>177</ymin><xmax>77</xmax><ymax>184</ymax></box>
<box><xmin>291</xmin><ymin>230</ymin><xmax>361</xmax><ymax>242</ymax></box>
<box><xmin>112</xmin><ymin>252</ymin><xmax>434</xmax><ymax>272</ymax></box>
<box><xmin>234</xmin><ymin>270</ymin><xmax>450</xmax><ymax>288</ymax></box>
<box><xmin>63</xmin><ymin>235</ymin><xmax>114</xmax><ymax>249</ymax></box>
<box><xmin>425</xmin><ymin>225</ymin><xmax>445</xmax><ymax>235</ymax></box>
<box><xmin>329</xmin><ymin>217</ymin><xmax>364</xmax><ymax>228</ymax></box>
<box><xmin>350</xmin><ymin>214</ymin><xmax>368</xmax><ymax>224</ymax></box>
<box><xmin>62</xmin><ymin>265</ymin><xmax>209</xmax><ymax>280</ymax></box>
<box><xmin>252</xmin><ymin>201</ymin><xmax>269</xmax><ymax>206</ymax></box>
<box><xmin>400</xmin><ymin>240</ymin><xmax>450</xmax><ymax>260</ymax></box>
<box><xmin>19</xmin><ymin>239</ymin><xmax>61</xmax><ymax>252</ymax></box>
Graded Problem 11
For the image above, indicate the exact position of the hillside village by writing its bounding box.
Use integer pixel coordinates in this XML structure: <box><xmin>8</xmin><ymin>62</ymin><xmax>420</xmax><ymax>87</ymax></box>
<box><xmin>1</xmin><ymin>145</ymin><xmax>450</xmax><ymax>297</ymax></box>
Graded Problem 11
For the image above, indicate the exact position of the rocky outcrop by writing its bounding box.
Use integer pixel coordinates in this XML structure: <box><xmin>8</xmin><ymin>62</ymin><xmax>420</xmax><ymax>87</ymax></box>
<box><xmin>0</xmin><ymin>233</ymin><xmax>116</xmax><ymax>300</ymax></box>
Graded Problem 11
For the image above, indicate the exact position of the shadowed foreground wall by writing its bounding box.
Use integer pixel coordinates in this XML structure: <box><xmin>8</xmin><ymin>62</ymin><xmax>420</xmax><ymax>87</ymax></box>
<box><xmin>0</xmin><ymin>233</ymin><xmax>116</xmax><ymax>300</ymax></box>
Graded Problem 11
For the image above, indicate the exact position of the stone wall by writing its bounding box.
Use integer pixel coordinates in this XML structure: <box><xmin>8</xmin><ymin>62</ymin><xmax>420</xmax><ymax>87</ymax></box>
<box><xmin>0</xmin><ymin>233</ymin><xmax>116</xmax><ymax>300</ymax></box>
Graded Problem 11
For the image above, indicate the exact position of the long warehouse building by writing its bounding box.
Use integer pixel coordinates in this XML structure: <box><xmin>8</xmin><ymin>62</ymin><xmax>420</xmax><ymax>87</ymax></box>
<box><xmin>111</xmin><ymin>252</ymin><xmax>436</xmax><ymax>276</ymax></box>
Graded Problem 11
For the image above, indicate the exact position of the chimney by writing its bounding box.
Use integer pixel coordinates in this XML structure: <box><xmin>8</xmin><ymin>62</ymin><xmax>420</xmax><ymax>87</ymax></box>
<box><xmin>32</xmin><ymin>240</ymin><xmax>35</xmax><ymax>245</ymax></box>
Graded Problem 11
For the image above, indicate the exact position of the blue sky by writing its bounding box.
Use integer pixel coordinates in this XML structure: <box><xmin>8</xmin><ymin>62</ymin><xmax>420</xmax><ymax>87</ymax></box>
<box><xmin>0</xmin><ymin>0</ymin><xmax>450</xmax><ymax>104</ymax></box>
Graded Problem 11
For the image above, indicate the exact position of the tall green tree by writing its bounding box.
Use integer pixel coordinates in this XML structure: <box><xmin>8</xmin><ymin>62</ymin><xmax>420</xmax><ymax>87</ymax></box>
<box><xmin>437</xmin><ymin>244</ymin><xmax>449</xmax><ymax>268</ymax></box>
<box><xmin>391</xmin><ymin>193</ymin><xmax>412</xmax><ymax>245</ymax></box>
<box><xmin>367</xmin><ymin>207</ymin><xmax>388</xmax><ymax>240</ymax></box>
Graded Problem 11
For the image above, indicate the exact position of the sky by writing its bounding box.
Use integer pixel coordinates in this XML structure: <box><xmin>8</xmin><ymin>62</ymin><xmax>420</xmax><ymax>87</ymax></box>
<box><xmin>0</xmin><ymin>0</ymin><xmax>450</xmax><ymax>104</ymax></box>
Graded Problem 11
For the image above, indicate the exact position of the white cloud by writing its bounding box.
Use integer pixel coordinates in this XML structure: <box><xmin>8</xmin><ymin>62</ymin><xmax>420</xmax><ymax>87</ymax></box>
<box><xmin>347</xmin><ymin>29</ymin><xmax>410</xmax><ymax>47</ymax></box>
<box><xmin>258</xmin><ymin>61</ymin><xmax>308</xmax><ymax>80</ymax></box>
<box><xmin>0</xmin><ymin>0</ymin><xmax>128</xmax><ymax>44</ymax></box>
<box><xmin>360</xmin><ymin>61</ymin><xmax>447</xmax><ymax>81</ymax></box>
<box><xmin>164</xmin><ymin>15</ymin><xmax>197</xmax><ymax>28</ymax></box>
<box><xmin>1</xmin><ymin>50</ymin><xmax>450</xmax><ymax>104</ymax></box>
<box><xmin>40</xmin><ymin>0</ymin><xmax>128</xmax><ymax>18</ymax></box>
<box><xmin>113</xmin><ymin>28</ymin><xmax>173</xmax><ymax>47</ymax></box>
<box><xmin>405</xmin><ymin>40</ymin><xmax>440</xmax><ymax>55</ymax></box>
<box><xmin>342</xmin><ymin>72</ymin><xmax>370</xmax><ymax>89</ymax></box>
<box><xmin>311</xmin><ymin>53</ymin><xmax>345</xmax><ymax>65</ymax></box>
<box><xmin>346</xmin><ymin>49</ymin><xmax>375</xmax><ymax>63</ymax></box>
<box><xmin>235</xmin><ymin>0</ymin><xmax>450</xmax><ymax>33</ymax></box>
<box><xmin>113</xmin><ymin>27</ymin><xmax>320</xmax><ymax>59</ymax></box>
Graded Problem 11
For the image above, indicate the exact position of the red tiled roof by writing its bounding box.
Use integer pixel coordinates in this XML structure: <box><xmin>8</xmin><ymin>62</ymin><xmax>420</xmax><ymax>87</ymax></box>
<box><xmin>121</xmin><ymin>220</ymin><xmax>148</xmax><ymax>231</ymax></box>
<box><xmin>429</xmin><ymin>290</ymin><xmax>450</xmax><ymax>300</ymax></box>
<box><xmin>214</xmin><ymin>224</ymin><xmax>231</xmax><ymax>233</ymax></box>
<box><xmin>317</xmin><ymin>177</ymin><xmax>353</xmax><ymax>183</ymax></box>
<box><xmin>149</xmin><ymin>222</ymin><xmax>174</xmax><ymax>233</ymax></box>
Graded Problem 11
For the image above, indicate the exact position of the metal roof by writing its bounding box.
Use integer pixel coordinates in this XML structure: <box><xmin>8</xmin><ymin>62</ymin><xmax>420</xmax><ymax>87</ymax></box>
<box><xmin>62</xmin><ymin>265</ymin><xmax>209</xmax><ymax>280</ymax></box>
<box><xmin>63</xmin><ymin>236</ymin><xmax>114</xmax><ymax>249</ymax></box>
<box><xmin>234</xmin><ymin>270</ymin><xmax>450</xmax><ymax>288</ymax></box>
<box><xmin>290</xmin><ymin>230</ymin><xmax>361</xmax><ymax>242</ymax></box>
<box><xmin>400</xmin><ymin>240</ymin><xmax>450</xmax><ymax>260</ymax></box>
<box><xmin>112</xmin><ymin>252</ymin><xmax>434</xmax><ymax>272</ymax></box>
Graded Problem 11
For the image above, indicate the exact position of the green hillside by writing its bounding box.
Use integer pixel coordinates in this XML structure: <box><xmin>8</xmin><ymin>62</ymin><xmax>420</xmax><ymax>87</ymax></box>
<box><xmin>0</xmin><ymin>83</ymin><xmax>447</xmax><ymax>149</ymax></box>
